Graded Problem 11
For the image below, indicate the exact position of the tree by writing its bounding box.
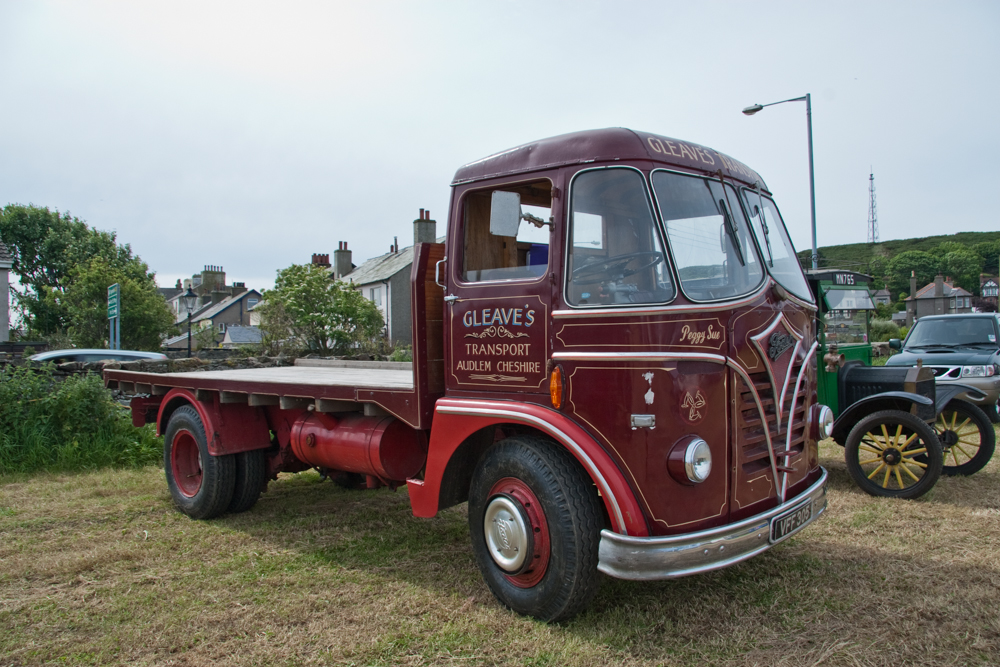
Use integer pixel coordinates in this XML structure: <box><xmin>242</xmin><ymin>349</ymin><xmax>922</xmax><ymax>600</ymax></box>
<box><xmin>0</xmin><ymin>204</ymin><xmax>172</xmax><ymax>347</ymax></box>
<box><xmin>873</xmin><ymin>302</ymin><xmax>894</xmax><ymax>320</ymax></box>
<box><xmin>973</xmin><ymin>240</ymin><xmax>1000</xmax><ymax>276</ymax></box>
<box><xmin>256</xmin><ymin>263</ymin><xmax>384</xmax><ymax>355</ymax></box>
<box><xmin>938</xmin><ymin>248</ymin><xmax>982</xmax><ymax>295</ymax></box>
<box><xmin>887</xmin><ymin>250</ymin><xmax>938</xmax><ymax>298</ymax></box>
<box><xmin>60</xmin><ymin>256</ymin><xmax>175</xmax><ymax>350</ymax></box>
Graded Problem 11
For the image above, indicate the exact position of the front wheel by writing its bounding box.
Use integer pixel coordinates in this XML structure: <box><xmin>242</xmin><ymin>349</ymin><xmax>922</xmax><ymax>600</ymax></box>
<box><xmin>935</xmin><ymin>399</ymin><xmax>995</xmax><ymax>476</ymax></box>
<box><xmin>844</xmin><ymin>410</ymin><xmax>943</xmax><ymax>499</ymax></box>
<box><xmin>468</xmin><ymin>436</ymin><xmax>603</xmax><ymax>622</ymax></box>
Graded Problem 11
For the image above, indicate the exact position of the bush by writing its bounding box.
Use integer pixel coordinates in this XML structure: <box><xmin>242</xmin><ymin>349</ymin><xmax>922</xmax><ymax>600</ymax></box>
<box><xmin>869</xmin><ymin>319</ymin><xmax>901</xmax><ymax>343</ymax></box>
<box><xmin>0</xmin><ymin>364</ymin><xmax>162</xmax><ymax>475</ymax></box>
<box><xmin>388</xmin><ymin>345</ymin><xmax>413</xmax><ymax>362</ymax></box>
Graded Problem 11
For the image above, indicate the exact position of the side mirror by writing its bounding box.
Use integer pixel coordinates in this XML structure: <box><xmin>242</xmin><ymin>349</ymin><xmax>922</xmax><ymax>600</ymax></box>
<box><xmin>490</xmin><ymin>191</ymin><xmax>521</xmax><ymax>237</ymax></box>
<box><xmin>889</xmin><ymin>338</ymin><xmax>901</xmax><ymax>350</ymax></box>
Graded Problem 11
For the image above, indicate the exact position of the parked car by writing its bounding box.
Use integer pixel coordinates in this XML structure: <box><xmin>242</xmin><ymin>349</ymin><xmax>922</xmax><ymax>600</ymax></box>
<box><xmin>887</xmin><ymin>313</ymin><xmax>1000</xmax><ymax>423</ymax></box>
<box><xmin>30</xmin><ymin>349</ymin><xmax>168</xmax><ymax>364</ymax></box>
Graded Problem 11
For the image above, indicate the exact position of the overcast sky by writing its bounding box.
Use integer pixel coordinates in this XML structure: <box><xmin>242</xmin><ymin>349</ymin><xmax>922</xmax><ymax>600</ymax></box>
<box><xmin>2</xmin><ymin>1</ymin><xmax>997</xmax><ymax>291</ymax></box>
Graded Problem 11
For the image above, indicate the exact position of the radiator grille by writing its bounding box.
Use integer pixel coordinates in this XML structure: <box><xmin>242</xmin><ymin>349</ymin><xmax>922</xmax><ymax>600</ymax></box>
<box><xmin>736</xmin><ymin>367</ymin><xmax>807</xmax><ymax>476</ymax></box>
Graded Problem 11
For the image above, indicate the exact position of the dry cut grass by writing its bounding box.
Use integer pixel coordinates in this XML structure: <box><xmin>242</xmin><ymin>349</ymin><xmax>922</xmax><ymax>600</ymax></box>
<box><xmin>1</xmin><ymin>427</ymin><xmax>999</xmax><ymax>666</ymax></box>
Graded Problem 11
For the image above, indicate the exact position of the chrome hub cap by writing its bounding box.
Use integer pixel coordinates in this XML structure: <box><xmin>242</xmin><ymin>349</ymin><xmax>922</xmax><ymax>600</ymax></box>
<box><xmin>483</xmin><ymin>494</ymin><xmax>530</xmax><ymax>573</ymax></box>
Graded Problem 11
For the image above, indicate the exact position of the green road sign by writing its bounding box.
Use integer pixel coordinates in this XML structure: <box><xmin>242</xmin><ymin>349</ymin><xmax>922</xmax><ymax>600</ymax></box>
<box><xmin>107</xmin><ymin>283</ymin><xmax>120</xmax><ymax>319</ymax></box>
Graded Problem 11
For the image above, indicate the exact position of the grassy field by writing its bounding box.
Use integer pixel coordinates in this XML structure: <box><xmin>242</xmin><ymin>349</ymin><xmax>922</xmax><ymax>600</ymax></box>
<box><xmin>2</xmin><ymin>432</ymin><xmax>999</xmax><ymax>667</ymax></box>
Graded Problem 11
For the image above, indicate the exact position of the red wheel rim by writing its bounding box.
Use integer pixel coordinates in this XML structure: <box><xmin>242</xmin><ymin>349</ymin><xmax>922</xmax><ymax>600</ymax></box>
<box><xmin>171</xmin><ymin>430</ymin><xmax>203</xmax><ymax>497</ymax></box>
<box><xmin>488</xmin><ymin>477</ymin><xmax>551</xmax><ymax>588</ymax></box>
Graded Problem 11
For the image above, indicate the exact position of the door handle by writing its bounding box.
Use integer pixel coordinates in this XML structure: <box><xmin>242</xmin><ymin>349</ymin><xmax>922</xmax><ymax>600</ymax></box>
<box><xmin>435</xmin><ymin>257</ymin><xmax>447</xmax><ymax>289</ymax></box>
<box><xmin>443</xmin><ymin>295</ymin><xmax>459</xmax><ymax>303</ymax></box>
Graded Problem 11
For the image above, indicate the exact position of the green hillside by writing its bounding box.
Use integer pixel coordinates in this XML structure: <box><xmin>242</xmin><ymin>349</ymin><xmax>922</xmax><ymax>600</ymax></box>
<box><xmin>795</xmin><ymin>230</ymin><xmax>1000</xmax><ymax>301</ymax></box>
<box><xmin>798</xmin><ymin>231</ymin><xmax>1000</xmax><ymax>272</ymax></box>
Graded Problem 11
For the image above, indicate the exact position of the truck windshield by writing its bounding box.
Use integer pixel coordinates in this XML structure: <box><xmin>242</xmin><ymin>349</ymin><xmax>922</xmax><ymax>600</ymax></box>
<box><xmin>741</xmin><ymin>189</ymin><xmax>813</xmax><ymax>302</ymax></box>
<box><xmin>651</xmin><ymin>170</ymin><xmax>764</xmax><ymax>301</ymax></box>
<box><xmin>565</xmin><ymin>168</ymin><xmax>674</xmax><ymax>306</ymax></box>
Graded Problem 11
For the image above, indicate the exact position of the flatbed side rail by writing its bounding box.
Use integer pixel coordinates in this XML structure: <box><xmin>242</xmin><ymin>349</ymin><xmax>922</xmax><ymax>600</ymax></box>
<box><xmin>103</xmin><ymin>364</ymin><xmax>419</xmax><ymax>423</ymax></box>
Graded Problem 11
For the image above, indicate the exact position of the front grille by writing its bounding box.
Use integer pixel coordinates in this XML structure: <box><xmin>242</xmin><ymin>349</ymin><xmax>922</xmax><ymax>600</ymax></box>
<box><xmin>736</xmin><ymin>367</ymin><xmax>807</xmax><ymax>477</ymax></box>
<box><xmin>928</xmin><ymin>366</ymin><xmax>961</xmax><ymax>379</ymax></box>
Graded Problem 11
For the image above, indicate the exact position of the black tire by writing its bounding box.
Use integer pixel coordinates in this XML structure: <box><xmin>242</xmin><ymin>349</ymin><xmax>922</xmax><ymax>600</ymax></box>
<box><xmin>845</xmin><ymin>410</ymin><xmax>943</xmax><ymax>499</ymax></box>
<box><xmin>935</xmin><ymin>399</ymin><xmax>996</xmax><ymax>476</ymax></box>
<box><xmin>468</xmin><ymin>435</ymin><xmax>602</xmax><ymax>622</ymax></box>
<box><xmin>163</xmin><ymin>406</ymin><xmax>235</xmax><ymax>519</ymax></box>
<box><xmin>228</xmin><ymin>449</ymin><xmax>268</xmax><ymax>513</ymax></box>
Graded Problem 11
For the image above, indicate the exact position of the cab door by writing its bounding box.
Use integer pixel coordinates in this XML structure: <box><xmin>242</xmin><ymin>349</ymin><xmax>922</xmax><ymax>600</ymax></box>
<box><xmin>443</xmin><ymin>177</ymin><xmax>556</xmax><ymax>397</ymax></box>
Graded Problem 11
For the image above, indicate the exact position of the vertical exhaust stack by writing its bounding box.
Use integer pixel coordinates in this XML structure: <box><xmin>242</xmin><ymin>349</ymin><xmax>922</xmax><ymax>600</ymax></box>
<box><xmin>333</xmin><ymin>242</ymin><xmax>353</xmax><ymax>280</ymax></box>
<box><xmin>414</xmin><ymin>208</ymin><xmax>436</xmax><ymax>246</ymax></box>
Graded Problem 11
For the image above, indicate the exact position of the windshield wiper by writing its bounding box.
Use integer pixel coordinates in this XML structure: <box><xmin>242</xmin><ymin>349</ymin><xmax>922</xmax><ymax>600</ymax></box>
<box><xmin>719</xmin><ymin>199</ymin><xmax>746</xmax><ymax>267</ymax></box>
<box><xmin>907</xmin><ymin>343</ymin><xmax>961</xmax><ymax>349</ymax></box>
<box><xmin>753</xmin><ymin>183</ymin><xmax>774</xmax><ymax>267</ymax></box>
<box><xmin>708</xmin><ymin>176</ymin><xmax>745</xmax><ymax>267</ymax></box>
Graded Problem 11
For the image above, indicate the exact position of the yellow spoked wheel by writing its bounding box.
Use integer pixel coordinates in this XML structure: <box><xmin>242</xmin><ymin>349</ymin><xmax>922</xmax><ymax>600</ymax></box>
<box><xmin>845</xmin><ymin>410</ymin><xmax>943</xmax><ymax>499</ymax></box>
<box><xmin>935</xmin><ymin>399</ymin><xmax>995</xmax><ymax>476</ymax></box>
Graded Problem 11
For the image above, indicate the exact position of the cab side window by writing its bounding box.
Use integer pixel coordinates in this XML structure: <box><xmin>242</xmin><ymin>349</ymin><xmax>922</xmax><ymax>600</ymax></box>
<box><xmin>462</xmin><ymin>180</ymin><xmax>551</xmax><ymax>282</ymax></box>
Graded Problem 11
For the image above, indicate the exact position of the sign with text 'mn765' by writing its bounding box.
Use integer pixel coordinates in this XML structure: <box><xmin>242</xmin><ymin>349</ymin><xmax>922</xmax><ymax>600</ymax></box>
<box><xmin>107</xmin><ymin>283</ymin><xmax>120</xmax><ymax>319</ymax></box>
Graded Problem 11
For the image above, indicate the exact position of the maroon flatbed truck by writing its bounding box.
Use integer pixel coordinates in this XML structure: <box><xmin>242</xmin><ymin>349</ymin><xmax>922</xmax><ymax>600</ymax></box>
<box><xmin>107</xmin><ymin>128</ymin><xmax>830</xmax><ymax>621</ymax></box>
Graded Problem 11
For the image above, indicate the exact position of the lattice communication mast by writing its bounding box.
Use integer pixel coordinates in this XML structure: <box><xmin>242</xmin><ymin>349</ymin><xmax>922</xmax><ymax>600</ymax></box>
<box><xmin>867</xmin><ymin>170</ymin><xmax>879</xmax><ymax>244</ymax></box>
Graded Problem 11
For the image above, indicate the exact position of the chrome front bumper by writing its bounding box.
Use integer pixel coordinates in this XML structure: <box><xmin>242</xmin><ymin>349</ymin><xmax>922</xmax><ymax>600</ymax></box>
<box><xmin>598</xmin><ymin>468</ymin><xmax>828</xmax><ymax>581</ymax></box>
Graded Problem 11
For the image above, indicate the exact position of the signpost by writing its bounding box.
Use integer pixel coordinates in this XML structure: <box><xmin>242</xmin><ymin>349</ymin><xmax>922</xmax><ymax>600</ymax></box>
<box><xmin>107</xmin><ymin>283</ymin><xmax>120</xmax><ymax>350</ymax></box>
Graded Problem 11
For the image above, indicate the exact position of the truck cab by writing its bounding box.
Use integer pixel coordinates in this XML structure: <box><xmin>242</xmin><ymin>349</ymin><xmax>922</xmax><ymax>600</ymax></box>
<box><xmin>423</xmin><ymin>129</ymin><xmax>827</xmax><ymax>609</ymax></box>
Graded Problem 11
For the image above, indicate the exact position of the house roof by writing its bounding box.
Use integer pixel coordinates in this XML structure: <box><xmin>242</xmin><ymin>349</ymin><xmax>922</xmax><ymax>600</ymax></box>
<box><xmin>162</xmin><ymin>331</ymin><xmax>192</xmax><ymax>348</ymax></box>
<box><xmin>223</xmin><ymin>326</ymin><xmax>263</xmax><ymax>345</ymax></box>
<box><xmin>343</xmin><ymin>247</ymin><xmax>415</xmax><ymax>286</ymax></box>
<box><xmin>339</xmin><ymin>236</ymin><xmax>445</xmax><ymax>287</ymax></box>
<box><xmin>912</xmin><ymin>280</ymin><xmax>972</xmax><ymax>300</ymax></box>
<box><xmin>174</xmin><ymin>299</ymin><xmax>216</xmax><ymax>325</ymax></box>
<box><xmin>190</xmin><ymin>290</ymin><xmax>262</xmax><ymax>323</ymax></box>
<box><xmin>158</xmin><ymin>287</ymin><xmax>183</xmax><ymax>301</ymax></box>
<box><xmin>0</xmin><ymin>240</ymin><xmax>12</xmax><ymax>268</ymax></box>
<box><xmin>873</xmin><ymin>289</ymin><xmax>891</xmax><ymax>298</ymax></box>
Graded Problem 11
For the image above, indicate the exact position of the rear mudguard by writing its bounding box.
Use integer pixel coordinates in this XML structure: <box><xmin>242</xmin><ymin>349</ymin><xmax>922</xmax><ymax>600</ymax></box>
<box><xmin>831</xmin><ymin>391</ymin><xmax>934</xmax><ymax>446</ymax></box>
<box><xmin>156</xmin><ymin>388</ymin><xmax>271</xmax><ymax>456</ymax></box>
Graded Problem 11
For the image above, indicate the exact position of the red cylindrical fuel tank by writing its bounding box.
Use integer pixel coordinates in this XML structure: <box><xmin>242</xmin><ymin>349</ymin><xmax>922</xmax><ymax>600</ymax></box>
<box><xmin>289</xmin><ymin>412</ymin><xmax>427</xmax><ymax>482</ymax></box>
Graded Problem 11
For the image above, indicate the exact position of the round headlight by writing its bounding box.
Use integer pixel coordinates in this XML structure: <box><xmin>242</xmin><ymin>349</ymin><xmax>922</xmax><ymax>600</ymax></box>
<box><xmin>684</xmin><ymin>438</ymin><xmax>712</xmax><ymax>483</ymax></box>
<box><xmin>818</xmin><ymin>405</ymin><xmax>834</xmax><ymax>439</ymax></box>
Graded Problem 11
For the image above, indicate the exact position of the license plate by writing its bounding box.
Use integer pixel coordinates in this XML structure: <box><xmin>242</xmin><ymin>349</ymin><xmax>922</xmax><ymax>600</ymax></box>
<box><xmin>770</xmin><ymin>500</ymin><xmax>813</xmax><ymax>543</ymax></box>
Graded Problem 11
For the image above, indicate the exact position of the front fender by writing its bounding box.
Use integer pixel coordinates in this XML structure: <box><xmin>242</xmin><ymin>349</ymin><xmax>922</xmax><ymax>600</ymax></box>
<box><xmin>409</xmin><ymin>398</ymin><xmax>649</xmax><ymax>537</ymax></box>
<box><xmin>934</xmin><ymin>383</ymin><xmax>987</xmax><ymax>414</ymax></box>
<box><xmin>831</xmin><ymin>391</ymin><xmax>934</xmax><ymax>445</ymax></box>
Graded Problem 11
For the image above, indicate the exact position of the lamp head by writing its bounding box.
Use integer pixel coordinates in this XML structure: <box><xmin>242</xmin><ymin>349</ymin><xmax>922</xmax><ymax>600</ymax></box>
<box><xmin>181</xmin><ymin>287</ymin><xmax>198</xmax><ymax>315</ymax></box>
<box><xmin>742</xmin><ymin>104</ymin><xmax>764</xmax><ymax>116</ymax></box>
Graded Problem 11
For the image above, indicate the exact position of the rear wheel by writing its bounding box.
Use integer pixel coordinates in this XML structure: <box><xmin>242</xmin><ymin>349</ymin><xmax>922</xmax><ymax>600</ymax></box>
<box><xmin>844</xmin><ymin>410</ymin><xmax>942</xmax><ymax>499</ymax></box>
<box><xmin>164</xmin><ymin>406</ymin><xmax>235</xmax><ymax>519</ymax></box>
<box><xmin>935</xmin><ymin>399</ymin><xmax>995</xmax><ymax>476</ymax></box>
<box><xmin>468</xmin><ymin>436</ymin><xmax>602</xmax><ymax>622</ymax></box>
<box><xmin>228</xmin><ymin>449</ymin><xmax>268</xmax><ymax>513</ymax></box>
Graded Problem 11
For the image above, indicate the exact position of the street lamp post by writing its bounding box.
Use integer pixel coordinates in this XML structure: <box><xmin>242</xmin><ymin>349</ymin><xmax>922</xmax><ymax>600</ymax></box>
<box><xmin>742</xmin><ymin>94</ymin><xmax>818</xmax><ymax>270</ymax></box>
<box><xmin>181</xmin><ymin>288</ymin><xmax>198</xmax><ymax>359</ymax></box>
